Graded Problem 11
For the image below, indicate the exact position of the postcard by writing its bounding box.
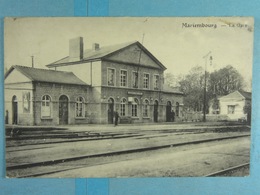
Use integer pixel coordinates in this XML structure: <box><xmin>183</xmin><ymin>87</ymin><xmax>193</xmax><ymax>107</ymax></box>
<box><xmin>4</xmin><ymin>17</ymin><xmax>253</xmax><ymax>178</ymax></box>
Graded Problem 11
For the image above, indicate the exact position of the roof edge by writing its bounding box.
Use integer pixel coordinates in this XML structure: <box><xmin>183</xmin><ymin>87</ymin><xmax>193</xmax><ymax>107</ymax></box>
<box><xmin>46</xmin><ymin>58</ymin><xmax>101</xmax><ymax>68</ymax></box>
<box><xmin>162</xmin><ymin>90</ymin><xmax>184</xmax><ymax>95</ymax></box>
<box><xmin>46</xmin><ymin>41</ymin><xmax>167</xmax><ymax>71</ymax></box>
<box><xmin>102</xmin><ymin>41</ymin><xmax>167</xmax><ymax>70</ymax></box>
<box><xmin>5</xmin><ymin>65</ymin><xmax>35</xmax><ymax>81</ymax></box>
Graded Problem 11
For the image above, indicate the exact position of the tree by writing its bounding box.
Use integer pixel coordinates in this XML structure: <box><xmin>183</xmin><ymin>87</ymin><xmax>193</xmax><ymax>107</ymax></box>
<box><xmin>178</xmin><ymin>66</ymin><xmax>206</xmax><ymax>112</ymax></box>
<box><xmin>164</xmin><ymin>72</ymin><xmax>182</xmax><ymax>87</ymax></box>
<box><xmin>176</xmin><ymin>65</ymin><xmax>245</xmax><ymax>113</ymax></box>
<box><xmin>211</xmin><ymin>95</ymin><xmax>220</xmax><ymax>114</ymax></box>
<box><xmin>208</xmin><ymin>65</ymin><xmax>245</xmax><ymax>97</ymax></box>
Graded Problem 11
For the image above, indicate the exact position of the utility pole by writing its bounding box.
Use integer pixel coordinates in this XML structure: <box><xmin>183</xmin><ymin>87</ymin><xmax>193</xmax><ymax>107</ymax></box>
<box><xmin>133</xmin><ymin>33</ymin><xmax>145</xmax><ymax>88</ymax></box>
<box><xmin>137</xmin><ymin>33</ymin><xmax>145</xmax><ymax>65</ymax></box>
<box><xmin>202</xmin><ymin>51</ymin><xmax>212</xmax><ymax>122</ymax></box>
<box><xmin>31</xmin><ymin>55</ymin><xmax>34</xmax><ymax>68</ymax></box>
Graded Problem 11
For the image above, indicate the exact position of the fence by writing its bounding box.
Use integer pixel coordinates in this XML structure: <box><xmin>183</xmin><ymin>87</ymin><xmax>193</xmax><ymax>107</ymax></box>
<box><xmin>181</xmin><ymin>111</ymin><xmax>203</xmax><ymax>122</ymax></box>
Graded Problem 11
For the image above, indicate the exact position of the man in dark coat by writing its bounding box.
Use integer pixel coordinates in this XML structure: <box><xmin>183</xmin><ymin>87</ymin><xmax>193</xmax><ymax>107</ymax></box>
<box><xmin>114</xmin><ymin>110</ymin><xmax>120</xmax><ymax>126</ymax></box>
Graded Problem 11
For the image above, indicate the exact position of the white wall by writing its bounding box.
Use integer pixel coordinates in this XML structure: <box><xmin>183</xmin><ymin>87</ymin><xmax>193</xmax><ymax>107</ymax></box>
<box><xmin>55</xmin><ymin>61</ymin><xmax>101</xmax><ymax>86</ymax></box>
<box><xmin>5</xmin><ymin>83</ymin><xmax>34</xmax><ymax>125</ymax></box>
<box><xmin>5</xmin><ymin>69</ymin><xmax>31</xmax><ymax>84</ymax></box>
<box><xmin>219</xmin><ymin>99</ymin><xmax>246</xmax><ymax>120</ymax></box>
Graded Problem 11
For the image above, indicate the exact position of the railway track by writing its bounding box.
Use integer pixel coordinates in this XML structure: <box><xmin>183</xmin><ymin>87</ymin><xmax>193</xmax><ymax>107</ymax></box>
<box><xmin>6</xmin><ymin>125</ymin><xmax>250</xmax><ymax>147</ymax></box>
<box><xmin>204</xmin><ymin>163</ymin><xmax>250</xmax><ymax>177</ymax></box>
<box><xmin>6</xmin><ymin>133</ymin><xmax>143</xmax><ymax>148</ymax></box>
<box><xmin>6</xmin><ymin>134</ymin><xmax>250</xmax><ymax>178</ymax></box>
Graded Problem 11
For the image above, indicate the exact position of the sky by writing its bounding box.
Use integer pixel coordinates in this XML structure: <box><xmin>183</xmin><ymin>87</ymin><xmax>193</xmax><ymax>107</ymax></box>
<box><xmin>4</xmin><ymin>17</ymin><xmax>254</xmax><ymax>89</ymax></box>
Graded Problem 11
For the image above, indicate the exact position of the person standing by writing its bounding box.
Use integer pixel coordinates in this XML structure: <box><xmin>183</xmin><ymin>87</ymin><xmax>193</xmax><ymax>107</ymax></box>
<box><xmin>5</xmin><ymin>110</ymin><xmax>9</xmax><ymax>124</ymax></box>
<box><xmin>114</xmin><ymin>110</ymin><xmax>120</xmax><ymax>126</ymax></box>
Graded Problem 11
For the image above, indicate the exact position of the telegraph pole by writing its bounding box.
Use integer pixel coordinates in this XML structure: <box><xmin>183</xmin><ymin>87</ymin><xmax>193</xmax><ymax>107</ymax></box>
<box><xmin>202</xmin><ymin>51</ymin><xmax>211</xmax><ymax>122</ymax></box>
<box><xmin>138</xmin><ymin>33</ymin><xmax>145</xmax><ymax>64</ymax></box>
<box><xmin>31</xmin><ymin>55</ymin><xmax>34</xmax><ymax>68</ymax></box>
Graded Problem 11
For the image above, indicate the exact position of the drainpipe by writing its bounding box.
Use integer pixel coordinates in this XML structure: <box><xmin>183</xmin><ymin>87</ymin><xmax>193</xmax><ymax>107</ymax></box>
<box><xmin>90</xmin><ymin>62</ymin><xmax>92</xmax><ymax>86</ymax></box>
<box><xmin>33</xmin><ymin>82</ymin><xmax>36</xmax><ymax>125</ymax></box>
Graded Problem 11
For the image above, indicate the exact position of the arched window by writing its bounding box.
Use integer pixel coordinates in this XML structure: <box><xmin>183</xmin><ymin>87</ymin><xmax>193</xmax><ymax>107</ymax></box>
<box><xmin>76</xmin><ymin>97</ymin><xmax>85</xmax><ymax>117</ymax></box>
<box><xmin>131</xmin><ymin>98</ymin><xmax>139</xmax><ymax>117</ymax></box>
<box><xmin>120</xmin><ymin>98</ymin><xmax>127</xmax><ymax>116</ymax></box>
<box><xmin>41</xmin><ymin>95</ymin><xmax>51</xmax><ymax>117</ymax></box>
<box><xmin>143</xmin><ymin>99</ymin><xmax>149</xmax><ymax>117</ymax></box>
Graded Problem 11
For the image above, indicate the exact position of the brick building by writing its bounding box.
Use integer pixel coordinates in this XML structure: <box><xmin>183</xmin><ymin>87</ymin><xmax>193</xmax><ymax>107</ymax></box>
<box><xmin>5</xmin><ymin>37</ymin><xmax>184</xmax><ymax>125</ymax></box>
<box><xmin>5</xmin><ymin>66</ymin><xmax>89</xmax><ymax>125</ymax></box>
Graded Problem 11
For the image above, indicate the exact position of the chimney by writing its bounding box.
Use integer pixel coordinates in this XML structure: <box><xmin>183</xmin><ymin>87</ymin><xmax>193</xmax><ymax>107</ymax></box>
<box><xmin>69</xmin><ymin>37</ymin><xmax>83</xmax><ymax>62</ymax></box>
<box><xmin>92</xmin><ymin>43</ymin><xmax>100</xmax><ymax>51</ymax></box>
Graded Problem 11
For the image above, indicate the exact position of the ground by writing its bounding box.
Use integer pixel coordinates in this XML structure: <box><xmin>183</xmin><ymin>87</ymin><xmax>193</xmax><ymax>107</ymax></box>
<box><xmin>5</xmin><ymin>122</ymin><xmax>250</xmax><ymax>178</ymax></box>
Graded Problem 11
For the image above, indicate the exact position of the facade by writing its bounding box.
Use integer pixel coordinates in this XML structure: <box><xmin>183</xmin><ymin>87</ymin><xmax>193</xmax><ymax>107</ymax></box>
<box><xmin>5</xmin><ymin>66</ymin><xmax>89</xmax><ymax>125</ymax></box>
<box><xmin>209</xmin><ymin>90</ymin><xmax>251</xmax><ymax>121</ymax></box>
<box><xmin>5</xmin><ymin>37</ymin><xmax>184</xmax><ymax>125</ymax></box>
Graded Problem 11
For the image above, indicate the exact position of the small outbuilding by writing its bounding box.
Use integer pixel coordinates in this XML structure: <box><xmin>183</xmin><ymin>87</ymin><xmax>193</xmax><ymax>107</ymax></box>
<box><xmin>5</xmin><ymin>65</ymin><xmax>89</xmax><ymax>125</ymax></box>
<box><xmin>209</xmin><ymin>90</ymin><xmax>251</xmax><ymax>121</ymax></box>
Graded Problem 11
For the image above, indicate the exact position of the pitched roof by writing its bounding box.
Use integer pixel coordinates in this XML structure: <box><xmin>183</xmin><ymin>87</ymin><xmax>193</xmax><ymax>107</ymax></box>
<box><xmin>5</xmin><ymin>65</ymin><xmax>88</xmax><ymax>86</ymax></box>
<box><xmin>219</xmin><ymin>90</ymin><xmax>251</xmax><ymax>100</ymax></box>
<box><xmin>48</xmin><ymin>41</ymin><xmax>136</xmax><ymax>65</ymax></box>
<box><xmin>47</xmin><ymin>41</ymin><xmax>166</xmax><ymax>70</ymax></box>
<box><xmin>238</xmin><ymin>90</ymin><xmax>252</xmax><ymax>100</ymax></box>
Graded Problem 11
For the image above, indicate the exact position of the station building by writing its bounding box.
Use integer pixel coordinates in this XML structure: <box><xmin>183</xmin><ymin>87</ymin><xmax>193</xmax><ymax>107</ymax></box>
<box><xmin>5</xmin><ymin>37</ymin><xmax>184</xmax><ymax>125</ymax></box>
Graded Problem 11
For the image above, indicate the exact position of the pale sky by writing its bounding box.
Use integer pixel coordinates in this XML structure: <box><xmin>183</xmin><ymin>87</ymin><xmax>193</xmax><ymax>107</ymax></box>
<box><xmin>4</xmin><ymin>17</ymin><xmax>254</xmax><ymax>88</ymax></box>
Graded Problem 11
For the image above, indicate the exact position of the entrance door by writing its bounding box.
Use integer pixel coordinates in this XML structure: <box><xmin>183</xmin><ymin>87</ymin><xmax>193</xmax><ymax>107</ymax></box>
<box><xmin>59</xmin><ymin>95</ymin><xmax>69</xmax><ymax>125</ymax></box>
<box><xmin>154</xmin><ymin>100</ymin><xmax>158</xmax><ymax>122</ymax></box>
<box><xmin>108</xmin><ymin>98</ymin><xmax>114</xmax><ymax>124</ymax></box>
<box><xmin>166</xmin><ymin>101</ymin><xmax>172</xmax><ymax>122</ymax></box>
<box><xmin>12</xmin><ymin>96</ymin><xmax>18</xmax><ymax>124</ymax></box>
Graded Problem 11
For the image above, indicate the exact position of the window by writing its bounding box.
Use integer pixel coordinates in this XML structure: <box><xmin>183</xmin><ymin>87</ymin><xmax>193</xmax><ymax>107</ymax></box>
<box><xmin>120</xmin><ymin>70</ymin><xmax>127</xmax><ymax>87</ymax></box>
<box><xmin>143</xmin><ymin>99</ymin><xmax>149</xmax><ymax>117</ymax></box>
<box><xmin>107</xmin><ymin>68</ymin><xmax>115</xmax><ymax>86</ymax></box>
<box><xmin>23</xmin><ymin>92</ymin><xmax>30</xmax><ymax>113</ymax></box>
<box><xmin>76</xmin><ymin>97</ymin><xmax>85</xmax><ymax>117</ymax></box>
<box><xmin>143</xmin><ymin>73</ymin><xmax>149</xmax><ymax>89</ymax></box>
<box><xmin>41</xmin><ymin>95</ymin><xmax>51</xmax><ymax>117</ymax></box>
<box><xmin>120</xmin><ymin>98</ymin><xmax>127</xmax><ymax>116</ymax></box>
<box><xmin>154</xmin><ymin>75</ymin><xmax>159</xmax><ymax>90</ymax></box>
<box><xmin>228</xmin><ymin>105</ymin><xmax>235</xmax><ymax>114</ymax></box>
<box><xmin>132</xmin><ymin>71</ymin><xmax>138</xmax><ymax>88</ymax></box>
<box><xmin>132</xmin><ymin>98</ymin><xmax>139</xmax><ymax>117</ymax></box>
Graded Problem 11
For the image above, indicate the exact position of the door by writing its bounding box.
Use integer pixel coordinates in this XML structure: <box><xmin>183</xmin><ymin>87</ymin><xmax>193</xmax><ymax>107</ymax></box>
<box><xmin>59</xmin><ymin>95</ymin><xmax>69</xmax><ymax>125</ymax></box>
<box><xmin>154</xmin><ymin>100</ymin><xmax>158</xmax><ymax>122</ymax></box>
<box><xmin>12</xmin><ymin>96</ymin><xmax>18</xmax><ymax>124</ymax></box>
<box><xmin>108</xmin><ymin>98</ymin><xmax>114</xmax><ymax>124</ymax></box>
<box><xmin>166</xmin><ymin>101</ymin><xmax>172</xmax><ymax>122</ymax></box>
